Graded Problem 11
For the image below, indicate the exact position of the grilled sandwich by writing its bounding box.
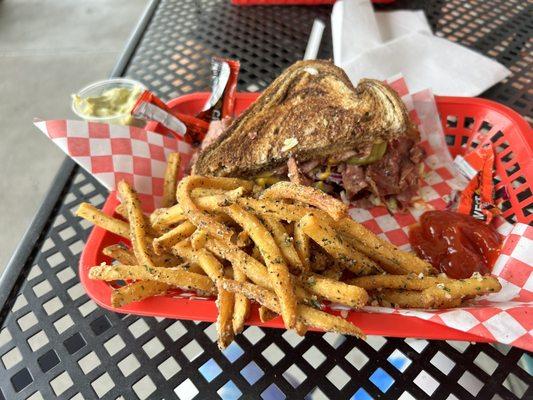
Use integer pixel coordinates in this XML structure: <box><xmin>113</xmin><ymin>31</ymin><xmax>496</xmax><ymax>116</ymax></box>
<box><xmin>192</xmin><ymin>60</ymin><xmax>424</xmax><ymax>209</ymax></box>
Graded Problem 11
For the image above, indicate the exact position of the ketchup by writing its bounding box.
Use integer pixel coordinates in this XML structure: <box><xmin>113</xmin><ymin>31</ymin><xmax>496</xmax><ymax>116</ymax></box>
<box><xmin>409</xmin><ymin>211</ymin><xmax>501</xmax><ymax>279</ymax></box>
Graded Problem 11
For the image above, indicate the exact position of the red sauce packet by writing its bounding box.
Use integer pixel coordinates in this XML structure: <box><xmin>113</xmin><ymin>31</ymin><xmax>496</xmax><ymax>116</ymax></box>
<box><xmin>131</xmin><ymin>90</ymin><xmax>209</xmax><ymax>144</ymax></box>
<box><xmin>197</xmin><ymin>57</ymin><xmax>240</xmax><ymax>122</ymax></box>
<box><xmin>456</xmin><ymin>143</ymin><xmax>500</xmax><ymax>223</ymax></box>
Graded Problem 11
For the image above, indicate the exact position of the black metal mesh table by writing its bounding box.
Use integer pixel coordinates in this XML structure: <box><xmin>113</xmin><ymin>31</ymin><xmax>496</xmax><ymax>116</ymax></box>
<box><xmin>1</xmin><ymin>0</ymin><xmax>531</xmax><ymax>399</ymax></box>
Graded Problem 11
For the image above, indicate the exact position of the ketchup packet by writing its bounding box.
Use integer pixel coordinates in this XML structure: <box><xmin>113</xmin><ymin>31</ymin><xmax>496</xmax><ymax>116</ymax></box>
<box><xmin>456</xmin><ymin>142</ymin><xmax>499</xmax><ymax>223</ymax></box>
<box><xmin>132</xmin><ymin>90</ymin><xmax>209</xmax><ymax>144</ymax></box>
<box><xmin>197</xmin><ymin>57</ymin><xmax>240</xmax><ymax>121</ymax></box>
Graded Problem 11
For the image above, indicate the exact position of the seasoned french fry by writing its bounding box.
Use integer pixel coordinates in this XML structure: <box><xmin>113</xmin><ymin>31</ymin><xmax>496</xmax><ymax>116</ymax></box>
<box><xmin>427</xmin><ymin>295</ymin><xmax>464</xmax><ymax>309</ymax></box>
<box><xmin>191</xmin><ymin>187</ymin><xmax>228</xmax><ymax>197</ymax></box>
<box><xmin>261</xmin><ymin>181</ymin><xmax>348</xmax><ymax>221</ymax></box>
<box><xmin>299</xmin><ymin>214</ymin><xmax>379</xmax><ymax>275</ymax></box>
<box><xmin>370</xmin><ymin>289</ymin><xmax>462</xmax><ymax>309</ymax></box>
<box><xmin>153</xmin><ymin>221</ymin><xmax>196</xmax><ymax>254</ymax></box>
<box><xmin>223</xmin><ymin>204</ymin><xmax>297</xmax><ymax>329</ymax></box>
<box><xmin>232</xmin><ymin>231</ymin><xmax>252</xmax><ymax>335</ymax></box>
<box><xmin>151</xmin><ymin>249</ymin><xmax>199</xmax><ymax>272</ymax></box>
<box><xmin>111</xmin><ymin>281</ymin><xmax>169</xmax><ymax>308</ymax></box>
<box><xmin>221</xmin><ymin>278</ymin><xmax>279</xmax><ymax>310</ymax></box>
<box><xmin>196</xmin><ymin>248</ymin><xmax>225</xmax><ymax>282</ymax></box>
<box><xmin>216</xmin><ymin>282</ymin><xmax>235</xmax><ymax>349</ymax></box>
<box><xmin>237</xmin><ymin>191</ymin><xmax>433</xmax><ymax>277</ymax></box>
<box><xmin>293</xmin><ymin>219</ymin><xmax>310</xmax><ymax>271</ymax></box>
<box><xmin>89</xmin><ymin>264</ymin><xmax>216</xmax><ymax>294</ymax></box>
<box><xmin>87</xmin><ymin>173</ymin><xmax>509</xmax><ymax>346</ymax></box>
<box><xmin>78</xmin><ymin>203</ymin><xmax>186</xmax><ymax>270</ymax></box>
<box><xmin>151</xmin><ymin>188</ymin><xmax>244</xmax><ymax>232</ymax></box>
<box><xmin>295</xmin><ymin>320</ymin><xmax>308</xmax><ymax>336</ymax></box>
<box><xmin>348</xmin><ymin>274</ymin><xmax>455</xmax><ymax>291</ymax></box>
<box><xmin>259</xmin><ymin>306</ymin><xmax>277</xmax><ymax>323</ymax></box>
<box><xmin>232</xmin><ymin>265</ymin><xmax>250</xmax><ymax>335</ymax></box>
<box><xmin>238</xmin><ymin>200</ymin><xmax>433</xmax><ymax>275</ymax></box>
<box><xmin>153</xmin><ymin>204</ymin><xmax>235</xmax><ymax>234</ymax></box>
<box><xmin>206</xmin><ymin>238</ymin><xmax>353</xmax><ymax>309</ymax></box>
<box><xmin>118</xmin><ymin>181</ymin><xmax>156</xmax><ymax>269</ymax></box>
<box><xmin>150</xmin><ymin>206</ymin><xmax>188</xmax><ymax>230</ymax></box>
<box><xmin>195</xmin><ymin>187</ymin><xmax>246</xmax><ymax>210</ymax></box>
<box><xmin>171</xmin><ymin>242</ymin><xmax>224</xmax><ymax>282</ymax></box>
<box><xmin>206</xmin><ymin>239</ymin><xmax>271</xmax><ymax>289</ymax></box>
<box><xmin>115</xmin><ymin>203</ymin><xmax>127</xmax><ymax>219</ymax></box>
<box><xmin>251</xmin><ymin>245</ymin><xmax>264</xmax><ymax>264</ymax></box>
<box><xmin>190</xmin><ymin>229</ymin><xmax>208</xmax><ymax>250</ymax></box>
<box><xmin>188</xmin><ymin>240</ymin><xmax>249</xmax><ymax>340</ymax></box>
<box><xmin>261</xmin><ymin>215</ymin><xmax>303</xmax><ymax>271</ymax></box>
<box><xmin>115</xmin><ymin>203</ymin><xmax>160</xmax><ymax>237</ymax></box>
<box><xmin>221</xmin><ymin>279</ymin><xmax>364</xmax><ymax>338</ymax></box>
<box><xmin>298</xmin><ymin>304</ymin><xmax>364</xmax><ymax>338</ymax></box>
<box><xmin>162</xmin><ymin>152</ymin><xmax>181</xmax><ymax>208</ymax></box>
<box><xmin>370</xmin><ymin>289</ymin><xmax>432</xmax><ymax>308</ymax></box>
<box><xmin>103</xmin><ymin>244</ymin><xmax>137</xmax><ymax>265</ymax></box>
<box><xmin>177</xmin><ymin>176</ymin><xmax>252</xmax><ymax>241</ymax></box>
<box><xmin>236</xmin><ymin>198</ymin><xmax>313</xmax><ymax>222</ymax></box>
<box><xmin>423</xmin><ymin>275</ymin><xmax>501</xmax><ymax>307</ymax></box>
<box><xmin>76</xmin><ymin>203</ymin><xmax>130</xmax><ymax>238</ymax></box>
<box><xmin>205</xmin><ymin>239</ymin><xmax>309</xmax><ymax>300</ymax></box>
<box><xmin>171</xmin><ymin>241</ymin><xmax>235</xmax><ymax>347</ymax></box>
<box><xmin>301</xmin><ymin>274</ymin><xmax>368</xmax><ymax>309</ymax></box>
<box><xmin>335</xmin><ymin>218</ymin><xmax>434</xmax><ymax>275</ymax></box>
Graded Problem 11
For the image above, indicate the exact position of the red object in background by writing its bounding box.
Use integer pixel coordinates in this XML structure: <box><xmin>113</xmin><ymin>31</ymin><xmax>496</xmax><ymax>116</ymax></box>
<box><xmin>197</xmin><ymin>58</ymin><xmax>240</xmax><ymax>122</ymax></box>
<box><xmin>409</xmin><ymin>211</ymin><xmax>502</xmax><ymax>279</ymax></box>
<box><xmin>81</xmin><ymin>92</ymin><xmax>532</xmax><ymax>343</ymax></box>
<box><xmin>221</xmin><ymin>59</ymin><xmax>240</xmax><ymax>118</ymax></box>
<box><xmin>457</xmin><ymin>144</ymin><xmax>499</xmax><ymax>223</ymax></box>
<box><xmin>231</xmin><ymin>0</ymin><xmax>394</xmax><ymax>5</ymax></box>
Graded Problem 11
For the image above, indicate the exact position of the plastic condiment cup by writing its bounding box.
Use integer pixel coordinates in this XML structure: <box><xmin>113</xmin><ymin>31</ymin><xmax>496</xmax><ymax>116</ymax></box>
<box><xmin>71</xmin><ymin>78</ymin><xmax>147</xmax><ymax>126</ymax></box>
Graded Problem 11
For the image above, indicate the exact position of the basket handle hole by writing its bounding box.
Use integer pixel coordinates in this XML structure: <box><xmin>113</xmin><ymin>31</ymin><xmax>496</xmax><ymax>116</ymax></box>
<box><xmin>494</xmin><ymin>186</ymin><xmax>507</xmax><ymax>201</ymax></box>
<box><xmin>511</xmin><ymin>176</ymin><xmax>526</xmax><ymax>189</ymax></box>
<box><xmin>478</xmin><ymin>121</ymin><xmax>493</xmax><ymax>134</ymax></box>
<box><xmin>490</xmin><ymin>130</ymin><xmax>504</xmax><ymax>143</ymax></box>
<box><xmin>517</xmin><ymin>188</ymin><xmax>531</xmax><ymax>202</ymax></box>
<box><xmin>501</xmin><ymin>151</ymin><xmax>514</xmax><ymax>163</ymax></box>
<box><xmin>446</xmin><ymin>115</ymin><xmax>458</xmax><ymax>128</ymax></box>
<box><xmin>445</xmin><ymin>135</ymin><xmax>456</xmax><ymax>146</ymax></box>
<box><xmin>500</xmin><ymin>200</ymin><xmax>512</xmax><ymax>213</ymax></box>
<box><xmin>463</xmin><ymin>117</ymin><xmax>475</xmax><ymax>129</ymax></box>
<box><xmin>506</xmin><ymin>163</ymin><xmax>520</xmax><ymax>177</ymax></box>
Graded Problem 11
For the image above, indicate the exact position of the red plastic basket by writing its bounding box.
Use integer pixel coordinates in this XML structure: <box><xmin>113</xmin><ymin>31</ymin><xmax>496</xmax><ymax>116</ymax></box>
<box><xmin>231</xmin><ymin>0</ymin><xmax>394</xmax><ymax>5</ymax></box>
<box><xmin>231</xmin><ymin>0</ymin><xmax>394</xmax><ymax>4</ymax></box>
<box><xmin>80</xmin><ymin>92</ymin><xmax>532</xmax><ymax>342</ymax></box>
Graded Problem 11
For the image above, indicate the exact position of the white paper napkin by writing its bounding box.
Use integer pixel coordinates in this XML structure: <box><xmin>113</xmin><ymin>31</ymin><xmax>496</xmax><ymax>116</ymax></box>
<box><xmin>332</xmin><ymin>0</ymin><xmax>511</xmax><ymax>96</ymax></box>
<box><xmin>341</xmin><ymin>31</ymin><xmax>511</xmax><ymax>96</ymax></box>
<box><xmin>375</xmin><ymin>10</ymin><xmax>431</xmax><ymax>41</ymax></box>
<box><xmin>332</xmin><ymin>0</ymin><xmax>381</xmax><ymax>65</ymax></box>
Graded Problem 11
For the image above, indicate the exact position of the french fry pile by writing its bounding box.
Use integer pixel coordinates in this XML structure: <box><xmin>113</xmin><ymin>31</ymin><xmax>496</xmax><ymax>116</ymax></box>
<box><xmin>77</xmin><ymin>153</ymin><xmax>501</xmax><ymax>349</ymax></box>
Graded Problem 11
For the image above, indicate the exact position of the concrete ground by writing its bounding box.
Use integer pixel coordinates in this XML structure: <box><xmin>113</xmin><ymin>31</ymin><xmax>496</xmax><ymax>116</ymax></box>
<box><xmin>0</xmin><ymin>0</ymin><xmax>148</xmax><ymax>271</ymax></box>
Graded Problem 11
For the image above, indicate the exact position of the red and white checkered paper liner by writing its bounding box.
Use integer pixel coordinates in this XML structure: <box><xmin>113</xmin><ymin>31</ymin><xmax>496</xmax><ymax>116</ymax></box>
<box><xmin>35</xmin><ymin>76</ymin><xmax>532</xmax><ymax>350</ymax></box>
<box><xmin>34</xmin><ymin>119</ymin><xmax>193</xmax><ymax>211</ymax></box>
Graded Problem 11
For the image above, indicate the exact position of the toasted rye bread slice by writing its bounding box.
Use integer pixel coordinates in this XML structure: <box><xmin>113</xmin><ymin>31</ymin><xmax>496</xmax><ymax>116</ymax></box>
<box><xmin>193</xmin><ymin>60</ymin><xmax>411</xmax><ymax>178</ymax></box>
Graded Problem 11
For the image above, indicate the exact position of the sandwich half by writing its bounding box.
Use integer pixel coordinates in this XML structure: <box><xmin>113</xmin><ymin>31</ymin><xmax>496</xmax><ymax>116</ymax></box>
<box><xmin>192</xmin><ymin>60</ymin><xmax>424</xmax><ymax>209</ymax></box>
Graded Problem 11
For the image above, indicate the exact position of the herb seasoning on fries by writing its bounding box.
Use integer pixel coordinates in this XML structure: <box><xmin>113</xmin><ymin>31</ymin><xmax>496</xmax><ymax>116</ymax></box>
<box><xmin>76</xmin><ymin>153</ymin><xmax>501</xmax><ymax>350</ymax></box>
